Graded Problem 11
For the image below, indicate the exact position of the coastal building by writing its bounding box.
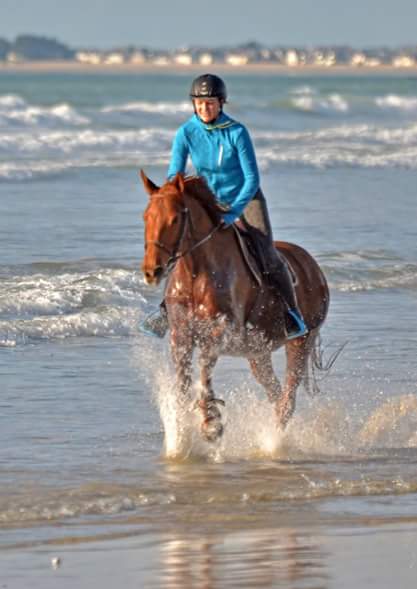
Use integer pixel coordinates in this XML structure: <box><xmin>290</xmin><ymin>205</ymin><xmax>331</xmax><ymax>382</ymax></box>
<box><xmin>6</xmin><ymin>52</ymin><xmax>22</xmax><ymax>63</ymax></box>
<box><xmin>350</xmin><ymin>52</ymin><xmax>381</xmax><ymax>67</ymax></box>
<box><xmin>152</xmin><ymin>55</ymin><xmax>170</xmax><ymax>66</ymax></box>
<box><xmin>313</xmin><ymin>50</ymin><xmax>336</xmax><ymax>67</ymax></box>
<box><xmin>75</xmin><ymin>51</ymin><xmax>102</xmax><ymax>65</ymax></box>
<box><xmin>285</xmin><ymin>50</ymin><xmax>300</xmax><ymax>67</ymax></box>
<box><xmin>104</xmin><ymin>52</ymin><xmax>125</xmax><ymax>65</ymax></box>
<box><xmin>392</xmin><ymin>55</ymin><xmax>416</xmax><ymax>67</ymax></box>
<box><xmin>225</xmin><ymin>53</ymin><xmax>249</xmax><ymax>66</ymax></box>
<box><xmin>198</xmin><ymin>52</ymin><xmax>214</xmax><ymax>66</ymax></box>
<box><xmin>130</xmin><ymin>50</ymin><xmax>146</xmax><ymax>64</ymax></box>
<box><xmin>174</xmin><ymin>53</ymin><xmax>193</xmax><ymax>65</ymax></box>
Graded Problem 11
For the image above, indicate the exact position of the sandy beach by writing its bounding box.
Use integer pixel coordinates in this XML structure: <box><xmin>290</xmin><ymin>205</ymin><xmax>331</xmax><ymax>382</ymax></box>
<box><xmin>2</xmin><ymin>514</ymin><xmax>417</xmax><ymax>588</ymax></box>
<box><xmin>1</xmin><ymin>60</ymin><xmax>417</xmax><ymax>75</ymax></box>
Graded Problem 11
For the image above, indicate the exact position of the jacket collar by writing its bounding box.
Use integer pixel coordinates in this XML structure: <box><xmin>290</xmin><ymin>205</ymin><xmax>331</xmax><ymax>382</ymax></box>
<box><xmin>194</xmin><ymin>112</ymin><xmax>236</xmax><ymax>131</ymax></box>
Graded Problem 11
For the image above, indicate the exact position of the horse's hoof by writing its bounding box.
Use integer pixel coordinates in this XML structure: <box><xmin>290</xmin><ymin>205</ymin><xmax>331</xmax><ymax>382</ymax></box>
<box><xmin>201</xmin><ymin>419</ymin><xmax>224</xmax><ymax>442</ymax></box>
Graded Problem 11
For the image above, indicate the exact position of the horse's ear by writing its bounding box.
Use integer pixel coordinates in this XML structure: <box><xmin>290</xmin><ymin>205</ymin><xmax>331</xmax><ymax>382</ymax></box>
<box><xmin>140</xmin><ymin>169</ymin><xmax>159</xmax><ymax>196</ymax></box>
<box><xmin>172</xmin><ymin>173</ymin><xmax>185</xmax><ymax>194</ymax></box>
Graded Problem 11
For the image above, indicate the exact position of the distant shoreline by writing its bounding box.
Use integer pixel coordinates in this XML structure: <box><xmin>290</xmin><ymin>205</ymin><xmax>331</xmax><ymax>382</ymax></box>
<box><xmin>1</xmin><ymin>60</ymin><xmax>417</xmax><ymax>76</ymax></box>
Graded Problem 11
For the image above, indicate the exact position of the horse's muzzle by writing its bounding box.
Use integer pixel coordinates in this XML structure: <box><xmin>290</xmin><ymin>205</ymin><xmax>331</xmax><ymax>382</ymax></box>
<box><xmin>142</xmin><ymin>265</ymin><xmax>165</xmax><ymax>285</ymax></box>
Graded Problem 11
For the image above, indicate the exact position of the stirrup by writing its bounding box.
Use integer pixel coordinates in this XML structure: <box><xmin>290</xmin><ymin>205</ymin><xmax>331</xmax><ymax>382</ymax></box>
<box><xmin>285</xmin><ymin>309</ymin><xmax>308</xmax><ymax>341</ymax></box>
<box><xmin>138</xmin><ymin>308</ymin><xmax>168</xmax><ymax>338</ymax></box>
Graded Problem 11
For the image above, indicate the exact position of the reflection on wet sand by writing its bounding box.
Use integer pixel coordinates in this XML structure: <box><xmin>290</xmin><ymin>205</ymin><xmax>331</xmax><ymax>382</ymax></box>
<box><xmin>157</xmin><ymin>527</ymin><xmax>329</xmax><ymax>589</ymax></box>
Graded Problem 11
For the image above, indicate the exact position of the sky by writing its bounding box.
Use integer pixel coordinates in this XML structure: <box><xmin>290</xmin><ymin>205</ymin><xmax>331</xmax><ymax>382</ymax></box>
<box><xmin>2</xmin><ymin>0</ymin><xmax>417</xmax><ymax>49</ymax></box>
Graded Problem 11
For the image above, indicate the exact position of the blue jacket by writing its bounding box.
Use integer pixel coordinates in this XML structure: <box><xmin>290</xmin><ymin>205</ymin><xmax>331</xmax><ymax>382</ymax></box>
<box><xmin>167</xmin><ymin>112</ymin><xmax>260</xmax><ymax>224</ymax></box>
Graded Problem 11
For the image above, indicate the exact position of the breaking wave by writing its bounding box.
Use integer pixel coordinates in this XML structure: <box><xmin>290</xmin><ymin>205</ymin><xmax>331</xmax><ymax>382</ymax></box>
<box><xmin>319</xmin><ymin>250</ymin><xmax>417</xmax><ymax>292</ymax></box>
<box><xmin>376</xmin><ymin>94</ymin><xmax>417</xmax><ymax>111</ymax></box>
<box><xmin>0</xmin><ymin>94</ymin><xmax>89</xmax><ymax>127</ymax></box>
<box><xmin>101</xmin><ymin>100</ymin><xmax>193</xmax><ymax>115</ymax></box>
<box><xmin>291</xmin><ymin>93</ymin><xmax>349</xmax><ymax>113</ymax></box>
<box><xmin>0</xmin><ymin>262</ymin><xmax>150</xmax><ymax>346</ymax></box>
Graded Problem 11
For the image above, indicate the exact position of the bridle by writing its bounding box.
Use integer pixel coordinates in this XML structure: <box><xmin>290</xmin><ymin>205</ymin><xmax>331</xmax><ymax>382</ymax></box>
<box><xmin>145</xmin><ymin>198</ymin><xmax>221</xmax><ymax>274</ymax></box>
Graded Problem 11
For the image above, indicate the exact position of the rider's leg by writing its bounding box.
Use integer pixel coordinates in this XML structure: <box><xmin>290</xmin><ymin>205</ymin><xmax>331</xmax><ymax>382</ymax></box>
<box><xmin>242</xmin><ymin>190</ymin><xmax>307</xmax><ymax>339</ymax></box>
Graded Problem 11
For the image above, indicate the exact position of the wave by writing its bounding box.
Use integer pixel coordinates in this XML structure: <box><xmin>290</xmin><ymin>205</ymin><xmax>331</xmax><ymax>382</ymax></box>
<box><xmin>291</xmin><ymin>93</ymin><xmax>349</xmax><ymax>113</ymax></box>
<box><xmin>0</xmin><ymin>94</ymin><xmax>89</xmax><ymax>127</ymax></box>
<box><xmin>3</xmin><ymin>112</ymin><xmax>417</xmax><ymax>180</ymax></box>
<box><xmin>319</xmin><ymin>250</ymin><xmax>417</xmax><ymax>292</ymax></box>
<box><xmin>0</xmin><ymin>126</ymin><xmax>173</xmax><ymax>179</ymax></box>
<box><xmin>376</xmin><ymin>94</ymin><xmax>417</xmax><ymax>111</ymax></box>
<box><xmin>0</xmin><ymin>127</ymin><xmax>173</xmax><ymax>153</ymax></box>
<box><xmin>0</xmin><ymin>263</ymin><xmax>151</xmax><ymax>345</ymax></box>
<box><xmin>2</xmin><ymin>471</ymin><xmax>417</xmax><ymax>528</ymax></box>
<box><xmin>101</xmin><ymin>100</ymin><xmax>193</xmax><ymax>115</ymax></box>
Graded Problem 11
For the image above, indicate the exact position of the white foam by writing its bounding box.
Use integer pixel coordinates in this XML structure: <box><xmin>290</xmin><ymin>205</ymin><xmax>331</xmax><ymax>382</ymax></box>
<box><xmin>376</xmin><ymin>94</ymin><xmax>417</xmax><ymax>111</ymax></box>
<box><xmin>0</xmin><ymin>93</ymin><xmax>89</xmax><ymax>128</ymax></box>
<box><xmin>291</xmin><ymin>93</ymin><xmax>349</xmax><ymax>113</ymax></box>
<box><xmin>0</xmin><ymin>305</ymin><xmax>139</xmax><ymax>345</ymax></box>
<box><xmin>0</xmin><ymin>94</ymin><xmax>27</xmax><ymax>109</ymax></box>
<box><xmin>101</xmin><ymin>100</ymin><xmax>193</xmax><ymax>115</ymax></box>
<box><xmin>0</xmin><ymin>127</ymin><xmax>173</xmax><ymax>152</ymax></box>
<box><xmin>0</xmin><ymin>267</ymin><xmax>145</xmax><ymax>317</ymax></box>
<box><xmin>290</xmin><ymin>85</ymin><xmax>316</xmax><ymax>96</ymax></box>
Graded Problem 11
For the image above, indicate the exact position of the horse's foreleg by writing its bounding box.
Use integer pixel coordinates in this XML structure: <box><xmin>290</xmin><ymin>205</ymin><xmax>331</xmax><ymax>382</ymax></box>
<box><xmin>277</xmin><ymin>334</ymin><xmax>313</xmax><ymax>427</ymax></box>
<box><xmin>249</xmin><ymin>354</ymin><xmax>282</xmax><ymax>405</ymax></box>
<box><xmin>170</xmin><ymin>330</ymin><xmax>193</xmax><ymax>407</ymax></box>
<box><xmin>198</xmin><ymin>351</ymin><xmax>224</xmax><ymax>442</ymax></box>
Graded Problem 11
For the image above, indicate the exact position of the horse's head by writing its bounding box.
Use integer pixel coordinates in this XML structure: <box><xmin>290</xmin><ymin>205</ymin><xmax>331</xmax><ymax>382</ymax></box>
<box><xmin>140</xmin><ymin>170</ymin><xmax>187</xmax><ymax>285</ymax></box>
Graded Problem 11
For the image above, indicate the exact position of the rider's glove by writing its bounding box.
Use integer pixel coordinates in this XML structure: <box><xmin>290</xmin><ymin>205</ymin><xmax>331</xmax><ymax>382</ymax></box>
<box><xmin>222</xmin><ymin>211</ymin><xmax>238</xmax><ymax>226</ymax></box>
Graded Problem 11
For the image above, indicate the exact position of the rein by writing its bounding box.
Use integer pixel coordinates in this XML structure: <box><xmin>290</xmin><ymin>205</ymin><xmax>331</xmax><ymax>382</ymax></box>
<box><xmin>146</xmin><ymin>205</ymin><xmax>222</xmax><ymax>273</ymax></box>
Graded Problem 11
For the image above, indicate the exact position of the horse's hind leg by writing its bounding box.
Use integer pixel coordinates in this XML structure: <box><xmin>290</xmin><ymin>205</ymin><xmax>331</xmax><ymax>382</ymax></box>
<box><xmin>277</xmin><ymin>332</ymin><xmax>316</xmax><ymax>427</ymax></box>
<box><xmin>249</xmin><ymin>354</ymin><xmax>283</xmax><ymax>405</ymax></box>
<box><xmin>198</xmin><ymin>351</ymin><xmax>224</xmax><ymax>442</ymax></box>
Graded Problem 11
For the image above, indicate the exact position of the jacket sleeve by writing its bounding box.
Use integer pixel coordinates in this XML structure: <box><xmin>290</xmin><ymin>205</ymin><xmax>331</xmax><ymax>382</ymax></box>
<box><xmin>167</xmin><ymin>127</ymin><xmax>189</xmax><ymax>179</ymax></box>
<box><xmin>226</xmin><ymin>126</ymin><xmax>260</xmax><ymax>220</ymax></box>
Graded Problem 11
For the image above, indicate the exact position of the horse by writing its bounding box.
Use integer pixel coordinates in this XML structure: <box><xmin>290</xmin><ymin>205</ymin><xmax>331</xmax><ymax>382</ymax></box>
<box><xmin>140</xmin><ymin>171</ymin><xmax>330</xmax><ymax>442</ymax></box>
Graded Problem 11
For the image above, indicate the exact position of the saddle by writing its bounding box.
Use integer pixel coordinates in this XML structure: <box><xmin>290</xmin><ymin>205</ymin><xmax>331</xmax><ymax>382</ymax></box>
<box><xmin>231</xmin><ymin>222</ymin><xmax>266</xmax><ymax>287</ymax></box>
<box><xmin>231</xmin><ymin>222</ymin><xmax>296</xmax><ymax>289</ymax></box>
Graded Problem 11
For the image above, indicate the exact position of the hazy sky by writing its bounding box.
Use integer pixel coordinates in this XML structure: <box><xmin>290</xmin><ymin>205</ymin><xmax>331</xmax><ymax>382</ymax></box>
<box><xmin>2</xmin><ymin>0</ymin><xmax>417</xmax><ymax>48</ymax></box>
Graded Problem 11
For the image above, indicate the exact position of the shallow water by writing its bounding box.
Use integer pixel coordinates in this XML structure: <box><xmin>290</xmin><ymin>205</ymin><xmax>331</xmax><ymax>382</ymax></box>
<box><xmin>1</xmin><ymin>72</ymin><xmax>417</xmax><ymax>584</ymax></box>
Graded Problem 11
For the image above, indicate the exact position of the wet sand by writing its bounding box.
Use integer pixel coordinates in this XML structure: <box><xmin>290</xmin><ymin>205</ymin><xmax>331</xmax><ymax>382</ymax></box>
<box><xmin>2</xmin><ymin>520</ymin><xmax>417</xmax><ymax>588</ymax></box>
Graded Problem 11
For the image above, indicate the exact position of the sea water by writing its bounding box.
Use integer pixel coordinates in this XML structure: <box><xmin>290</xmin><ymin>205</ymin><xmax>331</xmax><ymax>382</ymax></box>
<box><xmin>1</xmin><ymin>71</ymin><xmax>417</xmax><ymax>583</ymax></box>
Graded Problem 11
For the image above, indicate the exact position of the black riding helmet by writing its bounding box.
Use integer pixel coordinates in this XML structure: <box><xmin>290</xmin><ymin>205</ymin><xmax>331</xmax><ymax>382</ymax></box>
<box><xmin>189</xmin><ymin>74</ymin><xmax>227</xmax><ymax>102</ymax></box>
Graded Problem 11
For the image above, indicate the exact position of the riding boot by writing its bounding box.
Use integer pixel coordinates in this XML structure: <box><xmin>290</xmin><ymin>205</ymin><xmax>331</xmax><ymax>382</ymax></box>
<box><xmin>268</xmin><ymin>262</ymin><xmax>308</xmax><ymax>340</ymax></box>
<box><xmin>139</xmin><ymin>300</ymin><xmax>169</xmax><ymax>338</ymax></box>
<box><xmin>241</xmin><ymin>189</ymin><xmax>307</xmax><ymax>340</ymax></box>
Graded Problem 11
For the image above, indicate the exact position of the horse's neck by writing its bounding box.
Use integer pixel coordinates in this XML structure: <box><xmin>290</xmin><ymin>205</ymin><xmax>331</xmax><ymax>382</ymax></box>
<box><xmin>182</xmin><ymin>193</ymin><xmax>230</xmax><ymax>269</ymax></box>
<box><xmin>184</xmin><ymin>193</ymin><xmax>215</xmax><ymax>239</ymax></box>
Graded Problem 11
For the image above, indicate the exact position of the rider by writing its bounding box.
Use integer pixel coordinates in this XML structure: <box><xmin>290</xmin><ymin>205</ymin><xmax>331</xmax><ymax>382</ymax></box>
<box><xmin>140</xmin><ymin>73</ymin><xmax>307</xmax><ymax>340</ymax></box>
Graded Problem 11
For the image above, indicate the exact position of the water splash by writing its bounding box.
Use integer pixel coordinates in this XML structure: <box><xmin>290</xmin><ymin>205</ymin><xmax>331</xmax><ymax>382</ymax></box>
<box><xmin>150</xmin><ymin>360</ymin><xmax>417</xmax><ymax>460</ymax></box>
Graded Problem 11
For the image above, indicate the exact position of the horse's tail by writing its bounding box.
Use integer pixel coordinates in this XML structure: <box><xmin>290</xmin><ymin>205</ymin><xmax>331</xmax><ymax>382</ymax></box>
<box><xmin>302</xmin><ymin>331</ymin><xmax>347</xmax><ymax>397</ymax></box>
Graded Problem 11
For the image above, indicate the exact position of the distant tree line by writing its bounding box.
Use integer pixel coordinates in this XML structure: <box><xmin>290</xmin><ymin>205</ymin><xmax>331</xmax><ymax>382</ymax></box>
<box><xmin>0</xmin><ymin>34</ymin><xmax>416</xmax><ymax>66</ymax></box>
<box><xmin>0</xmin><ymin>35</ymin><xmax>74</xmax><ymax>61</ymax></box>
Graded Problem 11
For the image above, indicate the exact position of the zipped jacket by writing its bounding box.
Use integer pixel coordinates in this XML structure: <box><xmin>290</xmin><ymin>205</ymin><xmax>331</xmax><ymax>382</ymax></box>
<box><xmin>168</xmin><ymin>112</ymin><xmax>260</xmax><ymax>224</ymax></box>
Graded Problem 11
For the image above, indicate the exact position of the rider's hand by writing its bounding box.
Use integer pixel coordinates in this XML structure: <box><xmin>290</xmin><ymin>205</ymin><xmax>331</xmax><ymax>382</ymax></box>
<box><xmin>221</xmin><ymin>211</ymin><xmax>238</xmax><ymax>226</ymax></box>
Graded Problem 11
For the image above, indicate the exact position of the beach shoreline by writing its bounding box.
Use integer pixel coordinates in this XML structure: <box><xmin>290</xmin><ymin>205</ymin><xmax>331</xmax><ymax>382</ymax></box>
<box><xmin>1</xmin><ymin>60</ymin><xmax>417</xmax><ymax>75</ymax></box>
<box><xmin>2</xmin><ymin>517</ymin><xmax>417</xmax><ymax>589</ymax></box>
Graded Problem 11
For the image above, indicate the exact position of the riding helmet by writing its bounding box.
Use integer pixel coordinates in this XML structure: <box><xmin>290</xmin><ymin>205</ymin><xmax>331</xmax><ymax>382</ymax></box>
<box><xmin>189</xmin><ymin>74</ymin><xmax>227</xmax><ymax>101</ymax></box>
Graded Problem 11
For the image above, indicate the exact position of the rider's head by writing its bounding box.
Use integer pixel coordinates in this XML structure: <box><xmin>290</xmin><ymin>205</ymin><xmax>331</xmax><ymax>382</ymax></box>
<box><xmin>189</xmin><ymin>74</ymin><xmax>227</xmax><ymax>123</ymax></box>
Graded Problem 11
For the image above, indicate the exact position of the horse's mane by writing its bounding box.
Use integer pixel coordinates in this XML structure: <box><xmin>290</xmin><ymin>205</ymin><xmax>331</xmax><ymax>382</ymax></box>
<box><xmin>183</xmin><ymin>176</ymin><xmax>223</xmax><ymax>225</ymax></box>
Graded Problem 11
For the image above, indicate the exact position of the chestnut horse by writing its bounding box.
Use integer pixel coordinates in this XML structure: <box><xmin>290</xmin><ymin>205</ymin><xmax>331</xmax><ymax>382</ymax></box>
<box><xmin>140</xmin><ymin>171</ymin><xmax>329</xmax><ymax>441</ymax></box>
